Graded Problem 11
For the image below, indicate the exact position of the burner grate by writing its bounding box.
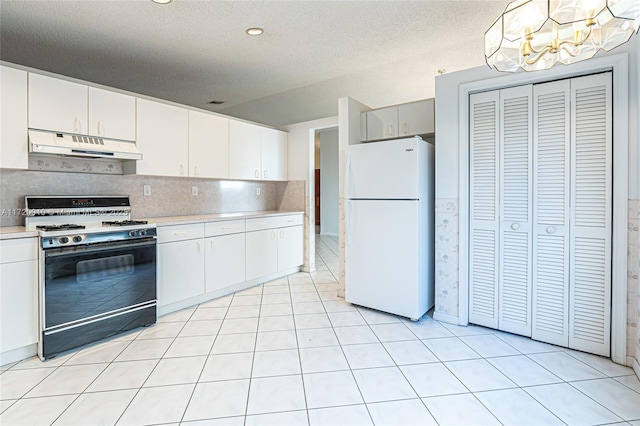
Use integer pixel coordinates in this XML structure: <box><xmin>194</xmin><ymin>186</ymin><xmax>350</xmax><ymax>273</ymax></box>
<box><xmin>102</xmin><ymin>220</ymin><xmax>149</xmax><ymax>227</ymax></box>
<box><xmin>36</xmin><ymin>224</ymin><xmax>86</xmax><ymax>231</ymax></box>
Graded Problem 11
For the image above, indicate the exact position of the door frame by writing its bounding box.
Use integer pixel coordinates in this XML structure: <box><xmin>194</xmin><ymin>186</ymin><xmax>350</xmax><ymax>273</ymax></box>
<box><xmin>457</xmin><ymin>53</ymin><xmax>629</xmax><ymax>365</ymax></box>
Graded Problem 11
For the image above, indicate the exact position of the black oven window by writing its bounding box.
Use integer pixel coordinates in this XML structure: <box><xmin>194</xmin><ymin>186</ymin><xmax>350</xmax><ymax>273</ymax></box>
<box><xmin>76</xmin><ymin>254</ymin><xmax>135</xmax><ymax>283</ymax></box>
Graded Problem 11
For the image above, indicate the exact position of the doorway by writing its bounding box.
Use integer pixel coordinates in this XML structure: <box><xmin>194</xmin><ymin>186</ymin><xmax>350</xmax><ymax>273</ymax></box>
<box><xmin>314</xmin><ymin>127</ymin><xmax>339</xmax><ymax>236</ymax></box>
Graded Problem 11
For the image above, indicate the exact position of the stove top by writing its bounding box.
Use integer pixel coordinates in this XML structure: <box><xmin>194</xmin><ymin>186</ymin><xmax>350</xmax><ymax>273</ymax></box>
<box><xmin>102</xmin><ymin>220</ymin><xmax>148</xmax><ymax>227</ymax></box>
<box><xmin>36</xmin><ymin>224</ymin><xmax>86</xmax><ymax>232</ymax></box>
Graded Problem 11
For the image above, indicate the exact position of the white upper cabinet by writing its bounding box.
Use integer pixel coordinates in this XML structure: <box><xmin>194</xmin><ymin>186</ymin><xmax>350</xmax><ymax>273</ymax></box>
<box><xmin>135</xmin><ymin>98</ymin><xmax>189</xmax><ymax>177</ymax></box>
<box><xmin>229</xmin><ymin>120</ymin><xmax>263</xmax><ymax>180</ymax></box>
<box><xmin>366</xmin><ymin>106</ymin><xmax>398</xmax><ymax>141</ymax></box>
<box><xmin>261</xmin><ymin>127</ymin><xmax>288</xmax><ymax>181</ymax></box>
<box><xmin>88</xmin><ymin>87</ymin><xmax>136</xmax><ymax>141</ymax></box>
<box><xmin>399</xmin><ymin>99</ymin><xmax>434</xmax><ymax>136</ymax></box>
<box><xmin>29</xmin><ymin>73</ymin><xmax>88</xmax><ymax>134</ymax></box>
<box><xmin>188</xmin><ymin>111</ymin><xmax>229</xmax><ymax>179</ymax></box>
<box><xmin>0</xmin><ymin>66</ymin><xmax>28</xmax><ymax>169</ymax></box>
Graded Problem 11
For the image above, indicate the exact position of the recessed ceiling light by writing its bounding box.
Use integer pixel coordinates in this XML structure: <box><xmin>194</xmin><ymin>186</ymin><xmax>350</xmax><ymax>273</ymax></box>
<box><xmin>151</xmin><ymin>0</ymin><xmax>172</xmax><ymax>4</ymax></box>
<box><xmin>246</xmin><ymin>28</ymin><xmax>264</xmax><ymax>36</ymax></box>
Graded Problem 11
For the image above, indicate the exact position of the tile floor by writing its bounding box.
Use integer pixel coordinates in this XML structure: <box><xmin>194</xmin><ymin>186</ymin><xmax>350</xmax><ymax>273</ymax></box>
<box><xmin>1</xmin><ymin>235</ymin><xmax>639</xmax><ymax>425</ymax></box>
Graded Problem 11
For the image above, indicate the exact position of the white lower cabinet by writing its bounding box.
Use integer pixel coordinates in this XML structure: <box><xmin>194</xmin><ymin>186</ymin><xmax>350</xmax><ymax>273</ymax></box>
<box><xmin>246</xmin><ymin>229</ymin><xmax>278</xmax><ymax>281</ymax></box>
<box><xmin>205</xmin><ymin>233</ymin><xmax>245</xmax><ymax>293</ymax></box>
<box><xmin>278</xmin><ymin>226</ymin><xmax>303</xmax><ymax>271</ymax></box>
<box><xmin>157</xmin><ymin>225</ymin><xmax>205</xmax><ymax>307</ymax></box>
<box><xmin>0</xmin><ymin>238</ymin><xmax>38</xmax><ymax>358</ymax></box>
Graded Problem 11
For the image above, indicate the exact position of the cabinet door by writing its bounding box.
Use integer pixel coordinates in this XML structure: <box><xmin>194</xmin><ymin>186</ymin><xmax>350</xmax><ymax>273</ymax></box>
<box><xmin>205</xmin><ymin>234</ymin><xmax>246</xmax><ymax>293</ymax></box>
<box><xmin>468</xmin><ymin>90</ymin><xmax>500</xmax><ymax>329</ymax></box>
<box><xmin>229</xmin><ymin>120</ymin><xmax>262</xmax><ymax>180</ymax></box>
<box><xmin>261</xmin><ymin>128</ymin><xmax>288</xmax><ymax>181</ymax></box>
<box><xmin>366</xmin><ymin>107</ymin><xmax>398</xmax><ymax>141</ymax></box>
<box><xmin>0</xmin><ymin>260</ymin><xmax>38</xmax><ymax>353</ymax></box>
<box><xmin>88</xmin><ymin>87</ymin><xmax>136</xmax><ymax>141</ymax></box>
<box><xmin>188</xmin><ymin>111</ymin><xmax>229</xmax><ymax>179</ymax></box>
<box><xmin>277</xmin><ymin>225</ymin><xmax>303</xmax><ymax>271</ymax></box>
<box><xmin>136</xmin><ymin>99</ymin><xmax>189</xmax><ymax>176</ymax></box>
<box><xmin>245</xmin><ymin>229</ymin><xmax>278</xmax><ymax>281</ymax></box>
<box><xmin>398</xmin><ymin>99</ymin><xmax>434</xmax><ymax>136</ymax></box>
<box><xmin>28</xmin><ymin>73</ymin><xmax>88</xmax><ymax>134</ymax></box>
<box><xmin>0</xmin><ymin>66</ymin><xmax>28</xmax><ymax>169</ymax></box>
<box><xmin>532</xmin><ymin>80</ymin><xmax>571</xmax><ymax>348</ymax></box>
<box><xmin>158</xmin><ymin>239</ymin><xmax>205</xmax><ymax>307</ymax></box>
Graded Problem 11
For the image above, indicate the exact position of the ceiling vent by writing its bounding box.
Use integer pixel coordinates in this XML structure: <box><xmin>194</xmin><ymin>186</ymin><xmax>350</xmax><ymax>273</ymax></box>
<box><xmin>207</xmin><ymin>100</ymin><xmax>225</xmax><ymax>105</ymax></box>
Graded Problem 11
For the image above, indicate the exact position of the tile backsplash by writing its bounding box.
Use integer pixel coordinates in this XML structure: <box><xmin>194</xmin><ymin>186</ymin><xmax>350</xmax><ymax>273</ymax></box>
<box><xmin>0</xmin><ymin>169</ymin><xmax>304</xmax><ymax>226</ymax></box>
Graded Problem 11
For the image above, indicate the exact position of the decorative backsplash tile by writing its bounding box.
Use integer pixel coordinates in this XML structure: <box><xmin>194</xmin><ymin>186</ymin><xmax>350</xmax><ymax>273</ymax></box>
<box><xmin>28</xmin><ymin>156</ymin><xmax>123</xmax><ymax>174</ymax></box>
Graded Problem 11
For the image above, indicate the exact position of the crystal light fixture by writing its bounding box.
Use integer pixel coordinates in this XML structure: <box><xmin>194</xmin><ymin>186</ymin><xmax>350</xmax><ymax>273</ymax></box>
<box><xmin>485</xmin><ymin>0</ymin><xmax>640</xmax><ymax>72</ymax></box>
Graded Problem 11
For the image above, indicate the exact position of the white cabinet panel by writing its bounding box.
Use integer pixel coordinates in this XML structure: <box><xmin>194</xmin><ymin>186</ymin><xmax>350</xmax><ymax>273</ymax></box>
<box><xmin>158</xmin><ymin>239</ymin><xmax>205</xmax><ymax>307</ymax></box>
<box><xmin>205</xmin><ymin>233</ymin><xmax>245</xmax><ymax>293</ymax></box>
<box><xmin>1</xmin><ymin>66</ymin><xmax>28</xmax><ymax>169</ymax></box>
<box><xmin>398</xmin><ymin>99</ymin><xmax>435</xmax><ymax>136</ymax></box>
<box><xmin>135</xmin><ymin>99</ymin><xmax>189</xmax><ymax>177</ymax></box>
<box><xmin>246</xmin><ymin>229</ymin><xmax>278</xmax><ymax>281</ymax></box>
<box><xmin>261</xmin><ymin>128</ymin><xmax>288</xmax><ymax>181</ymax></box>
<box><xmin>366</xmin><ymin>107</ymin><xmax>398</xmax><ymax>141</ymax></box>
<box><xmin>157</xmin><ymin>223</ymin><xmax>204</xmax><ymax>244</ymax></box>
<box><xmin>88</xmin><ymin>87</ymin><xmax>136</xmax><ymax>141</ymax></box>
<box><xmin>229</xmin><ymin>120</ymin><xmax>262</xmax><ymax>180</ymax></box>
<box><xmin>0</xmin><ymin>259</ymin><xmax>38</xmax><ymax>354</ymax></box>
<box><xmin>246</xmin><ymin>216</ymin><xmax>280</xmax><ymax>232</ymax></box>
<box><xmin>29</xmin><ymin>73</ymin><xmax>88</xmax><ymax>134</ymax></box>
<box><xmin>277</xmin><ymin>225</ymin><xmax>303</xmax><ymax>271</ymax></box>
<box><xmin>205</xmin><ymin>219</ymin><xmax>245</xmax><ymax>237</ymax></box>
<box><xmin>189</xmin><ymin>110</ymin><xmax>229</xmax><ymax>179</ymax></box>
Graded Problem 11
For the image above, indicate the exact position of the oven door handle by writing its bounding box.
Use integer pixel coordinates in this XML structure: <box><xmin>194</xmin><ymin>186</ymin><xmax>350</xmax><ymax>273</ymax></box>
<box><xmin>44</xmin><ymin>239</ymin><xmax>157</xmax><ymax>258</ymax></box>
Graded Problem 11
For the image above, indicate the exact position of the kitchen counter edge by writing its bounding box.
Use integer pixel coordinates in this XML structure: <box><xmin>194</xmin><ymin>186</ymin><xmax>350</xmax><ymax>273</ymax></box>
<box><xmin>139</xmin><ymin>210</ymin><xmax>304</xmax><ymax>227</ymax></box>
<box><xmin>0</xmin><ymin>227</ymin><xmax>39</xmax><ymax>240</ymax></box>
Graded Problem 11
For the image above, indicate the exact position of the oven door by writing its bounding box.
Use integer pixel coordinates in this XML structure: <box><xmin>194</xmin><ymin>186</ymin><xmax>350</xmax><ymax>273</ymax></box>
<box><xmin>41</xmin><ymin>238</ymin><xmax>156</xmax><ymax>358</ymax></box>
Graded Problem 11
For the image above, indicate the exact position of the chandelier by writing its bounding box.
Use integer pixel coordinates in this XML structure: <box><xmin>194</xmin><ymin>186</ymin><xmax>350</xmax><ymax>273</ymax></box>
<box><xmin>485</xmin><ymin>0</ymin><xmax>640</xmax><ymax>72</ymax></box>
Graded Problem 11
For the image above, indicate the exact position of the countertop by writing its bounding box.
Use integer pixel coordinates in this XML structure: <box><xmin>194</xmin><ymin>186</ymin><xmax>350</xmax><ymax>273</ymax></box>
<box><xmin>139</xmin><ymin>210</ymin><xmax>304</xmax><ymax>227</ymax></box>
<box><xmin>0</xmin><ymin>226</ymin><xmax>39</xmax><ymax>240</ymax></box>
<box><xmin>0</xmin><ymin>211</ymin><xmax>304</xmax><ymax>239</ymax></box>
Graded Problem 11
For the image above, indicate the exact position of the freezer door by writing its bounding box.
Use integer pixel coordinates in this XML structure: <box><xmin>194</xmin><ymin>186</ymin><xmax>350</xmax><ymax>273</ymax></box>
<box><xmin>347</xmin><ymin>138</ymin><xmax>419</xmax><ymax>199</ymax></box>
<box><xmin>345</xmin><ymin>200</ymin><xmax>428</xmax><ymax>319</ymax></box>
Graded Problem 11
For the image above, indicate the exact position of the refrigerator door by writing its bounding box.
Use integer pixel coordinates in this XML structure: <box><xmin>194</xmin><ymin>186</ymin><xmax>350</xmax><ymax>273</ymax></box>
<box><xmin>345</xmin><ymin>199</ymin><xmax>427</xmax><ymax>319</ymax></box>
<box><xmin>347</xmin><ymin>138</ymin><xmax>419</xmax><ymax>200</ymax></box>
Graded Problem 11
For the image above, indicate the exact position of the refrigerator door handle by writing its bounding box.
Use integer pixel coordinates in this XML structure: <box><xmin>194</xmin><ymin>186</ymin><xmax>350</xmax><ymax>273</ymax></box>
<box><xmin>346</xmin><ymin>151</ymin><xmax>353</xmax><ymax>199</ymax></box>
<box><xmin>346</xmin><ymin>200</ymin><xmax>352</xmax><ymax>246</ymax></box>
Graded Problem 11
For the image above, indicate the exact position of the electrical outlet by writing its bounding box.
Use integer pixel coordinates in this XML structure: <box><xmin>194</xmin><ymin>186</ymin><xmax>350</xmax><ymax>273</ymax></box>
<box><xmin>143</xmin><ymin>185</ymin><xmax>151</xmax><ymax>196</ymax></box>
<box><xmin>256</xmin><ymin>188</ymin><xmax>261</xmax><ymax>196</ymax></box>
<box><xmin>192</xmin><ymin>186</ymin><xmax>198</xmax><ymax>196</ymax></box>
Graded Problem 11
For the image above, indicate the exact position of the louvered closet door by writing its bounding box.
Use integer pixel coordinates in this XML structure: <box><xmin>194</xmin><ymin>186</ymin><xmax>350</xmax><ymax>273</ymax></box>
<box><xmin>499</xmin><ymin>85</ymin><xmax>533</xmax><ymax>336</ymax></box>
<box><xmin>532</xmin><ymin>80</ymin><xmax>571</xmax><ymax>347</ymax></box>
<box><xmin>569</xmin><ymin>73</ymin><xmax>612</xmax><ymax>357</ymax></box>
<box><xmin>469</xmin><ymin>91</ymin><xmax>500</xmax><ymax>329</ymax></box>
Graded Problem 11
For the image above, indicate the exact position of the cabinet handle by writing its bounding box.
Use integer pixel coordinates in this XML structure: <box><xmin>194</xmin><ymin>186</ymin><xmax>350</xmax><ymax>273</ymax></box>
<box><xmin>74</xmin><ymin>117</ymin><xmax>81</xmax><ymax>133</ymax></box>
<box><xmin>271</xmin><ymin>231</ymin><xmax>276</xmax><ymax>240</ymax></box>
<box><xmin>280</xmin><ymin>230</ymin><xmax>284</xmax><ymax>238</ymax></box>
<box><xmin>258</xmin><ymin>222</ymin><xmax>267</xmax><ymax>225</ymax></box>
<box><xmin>196</xmin><ymin>241</ymin><xmax>200</xmax><ymax>252</ymax></box>
<box><xmin>194</xmin><ymin>165</ymin><xmax>199</xmax><ymax>176</ymax></box>
<box><xmin>402</xmin><ymin>123</ymin><xmax>408</xmax><ymax>134</ymax></box>
<box><xmin>179</xmin><ymin>164</ymin><xmax>184</xmax><ymax>176</ymax></box>
<box><xmin>210</xmin><ymin>240</ymin><xmax>214</xmax><ymax>249</ymax></box>
<box><xmin>98</xmin><ymin>120</ymin><xmax>104</xmax><ymax>136</ymax></box>
<box><xmin>221</xmin><ymin>226</ymin><xmax>231</xmax><ymax>230</ymax></box>
<box><xmin>388</xmin><ymin>125</ymin><xmax>394</xmax><ymax>136</ymax></box>
<box><xmin>511</xmin><ymin>223</ymin><xmax>520</xmax><ymax>230</ymax></box>
<box><xmin>255</xmin><ymin>170</ymin><xmax>259</xmax><ymax>178</ymax></box>
<box><xmin>287</xmin><ymin>219</ymin><xmax>294</xmax><ymax>223</ymax></box>
<box><xmin>263</xmin><ymin>170</ymin><xmax>268</xmax><ymax>179</ymax></box>
<box><xmin>174</xmin><ymin>231</ymin><xmax>187</xmax><ymax>236</ymax></box>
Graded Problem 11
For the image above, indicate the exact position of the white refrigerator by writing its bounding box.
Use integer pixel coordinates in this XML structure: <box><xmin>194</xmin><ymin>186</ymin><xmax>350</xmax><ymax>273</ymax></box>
<box><xmin>345</xmin><ymin>136</ymin><xmax>434</xmax><ymax>320</ymax></box>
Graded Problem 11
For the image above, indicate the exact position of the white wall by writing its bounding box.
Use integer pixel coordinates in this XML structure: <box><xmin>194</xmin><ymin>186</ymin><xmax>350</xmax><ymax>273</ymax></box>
<box><xmin>283</xmin><ymin>116</ymin><xmax>339</xmax><ymax>271</ymax></box>
<box><xmin>319</xmin><ymin>128</ymin><xmax>339</xmax><ymax>236</ymax></box>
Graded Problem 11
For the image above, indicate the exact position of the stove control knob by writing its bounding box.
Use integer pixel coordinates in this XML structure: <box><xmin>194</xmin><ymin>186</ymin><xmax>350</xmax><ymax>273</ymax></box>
<box><xmin>72</xmin><ymin>235</ymin><xmax>83</xmax><ymax>243</ymax></box>
<box><xmin>59</xmin><ymin>236</ymin><xmax>69</xmax><ymax>244</ymax></box>
<box><xmin>139</xmin><ymin>229</ymin><xmax>147</xmax><ymax>236</ymax></box>
<box><xmin>129</xmin><ymin>230</ymin><xmax>137</xmax><ymax>237</ymax></box>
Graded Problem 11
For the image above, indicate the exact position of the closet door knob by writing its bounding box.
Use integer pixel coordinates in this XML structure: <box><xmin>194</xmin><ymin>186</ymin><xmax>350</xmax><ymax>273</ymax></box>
<box><xmin>546</xmin><ymin>226</ymin><xmax>556</xmax><ymax>234</ymax></box>
<box><xmin>511</xmin><ymin>223</ymin><xmax>520</xmax><ymax>230</ymax></box>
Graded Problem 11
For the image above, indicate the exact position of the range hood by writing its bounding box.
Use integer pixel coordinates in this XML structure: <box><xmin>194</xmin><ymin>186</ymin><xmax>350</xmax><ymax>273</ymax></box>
<box><xmin>29</xmin><ymin>130</ymin><xmax>143</xmax><ymax>161</ymax></box>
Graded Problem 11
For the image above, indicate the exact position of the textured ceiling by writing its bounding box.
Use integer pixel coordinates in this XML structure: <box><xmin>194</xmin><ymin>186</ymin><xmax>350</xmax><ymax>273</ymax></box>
<box><xmin>0</xmin><ymin>0</ymin><xmax>506</xmax><ymax>127</ymax></box>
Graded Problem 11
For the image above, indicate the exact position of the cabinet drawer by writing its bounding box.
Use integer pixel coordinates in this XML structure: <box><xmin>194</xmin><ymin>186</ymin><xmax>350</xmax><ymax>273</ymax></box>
<box><xmin>246</xmin><ymin>216</ymin><xmax>280</xmax><ymax>232</ymax></box>
<box><xmin>205</xmin><ymin>219</ymin><xmax>246</xmax><ymax>237</ymax></box>
<box><xmin>278</xmin><ymin>214</ymin><xmax>303</xmax><ymax>228</ymax></box>
<box><xmin>157</xmin><ymin>223</ymin><xmax>204</xmax><ymax>243</ymax></box>
<box><xmin>0</xmin><ymin>238</ymin><xmax>38</xmax><ymax>263</ymax></box>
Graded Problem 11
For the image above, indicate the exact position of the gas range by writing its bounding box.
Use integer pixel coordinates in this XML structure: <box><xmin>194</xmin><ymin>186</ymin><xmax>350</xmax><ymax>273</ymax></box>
<box><xmin>25</xmin><ymin>196</ymin><xmax>156</xmax><ymax>249</ymax></box>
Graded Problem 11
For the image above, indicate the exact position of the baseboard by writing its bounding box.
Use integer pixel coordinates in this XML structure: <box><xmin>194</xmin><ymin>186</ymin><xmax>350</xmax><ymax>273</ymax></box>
<box><xmin>633</xmin><ymin>357</ymin><xmax>640</xmax><ymax>380</ymax></box>
<box><xmin>0</xmin><ymin>344</ymin><xmax>37</xmax><ymax>367</ymax></box>
<box><xmin>433</xmin><ymin>311</ymin><xmax>461</xmax><ymax>325</ymax></box>
<box><xmin>158</xmin><ymin>267</ymin><xmax>301</xmax><ymax>317</ymax></box>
